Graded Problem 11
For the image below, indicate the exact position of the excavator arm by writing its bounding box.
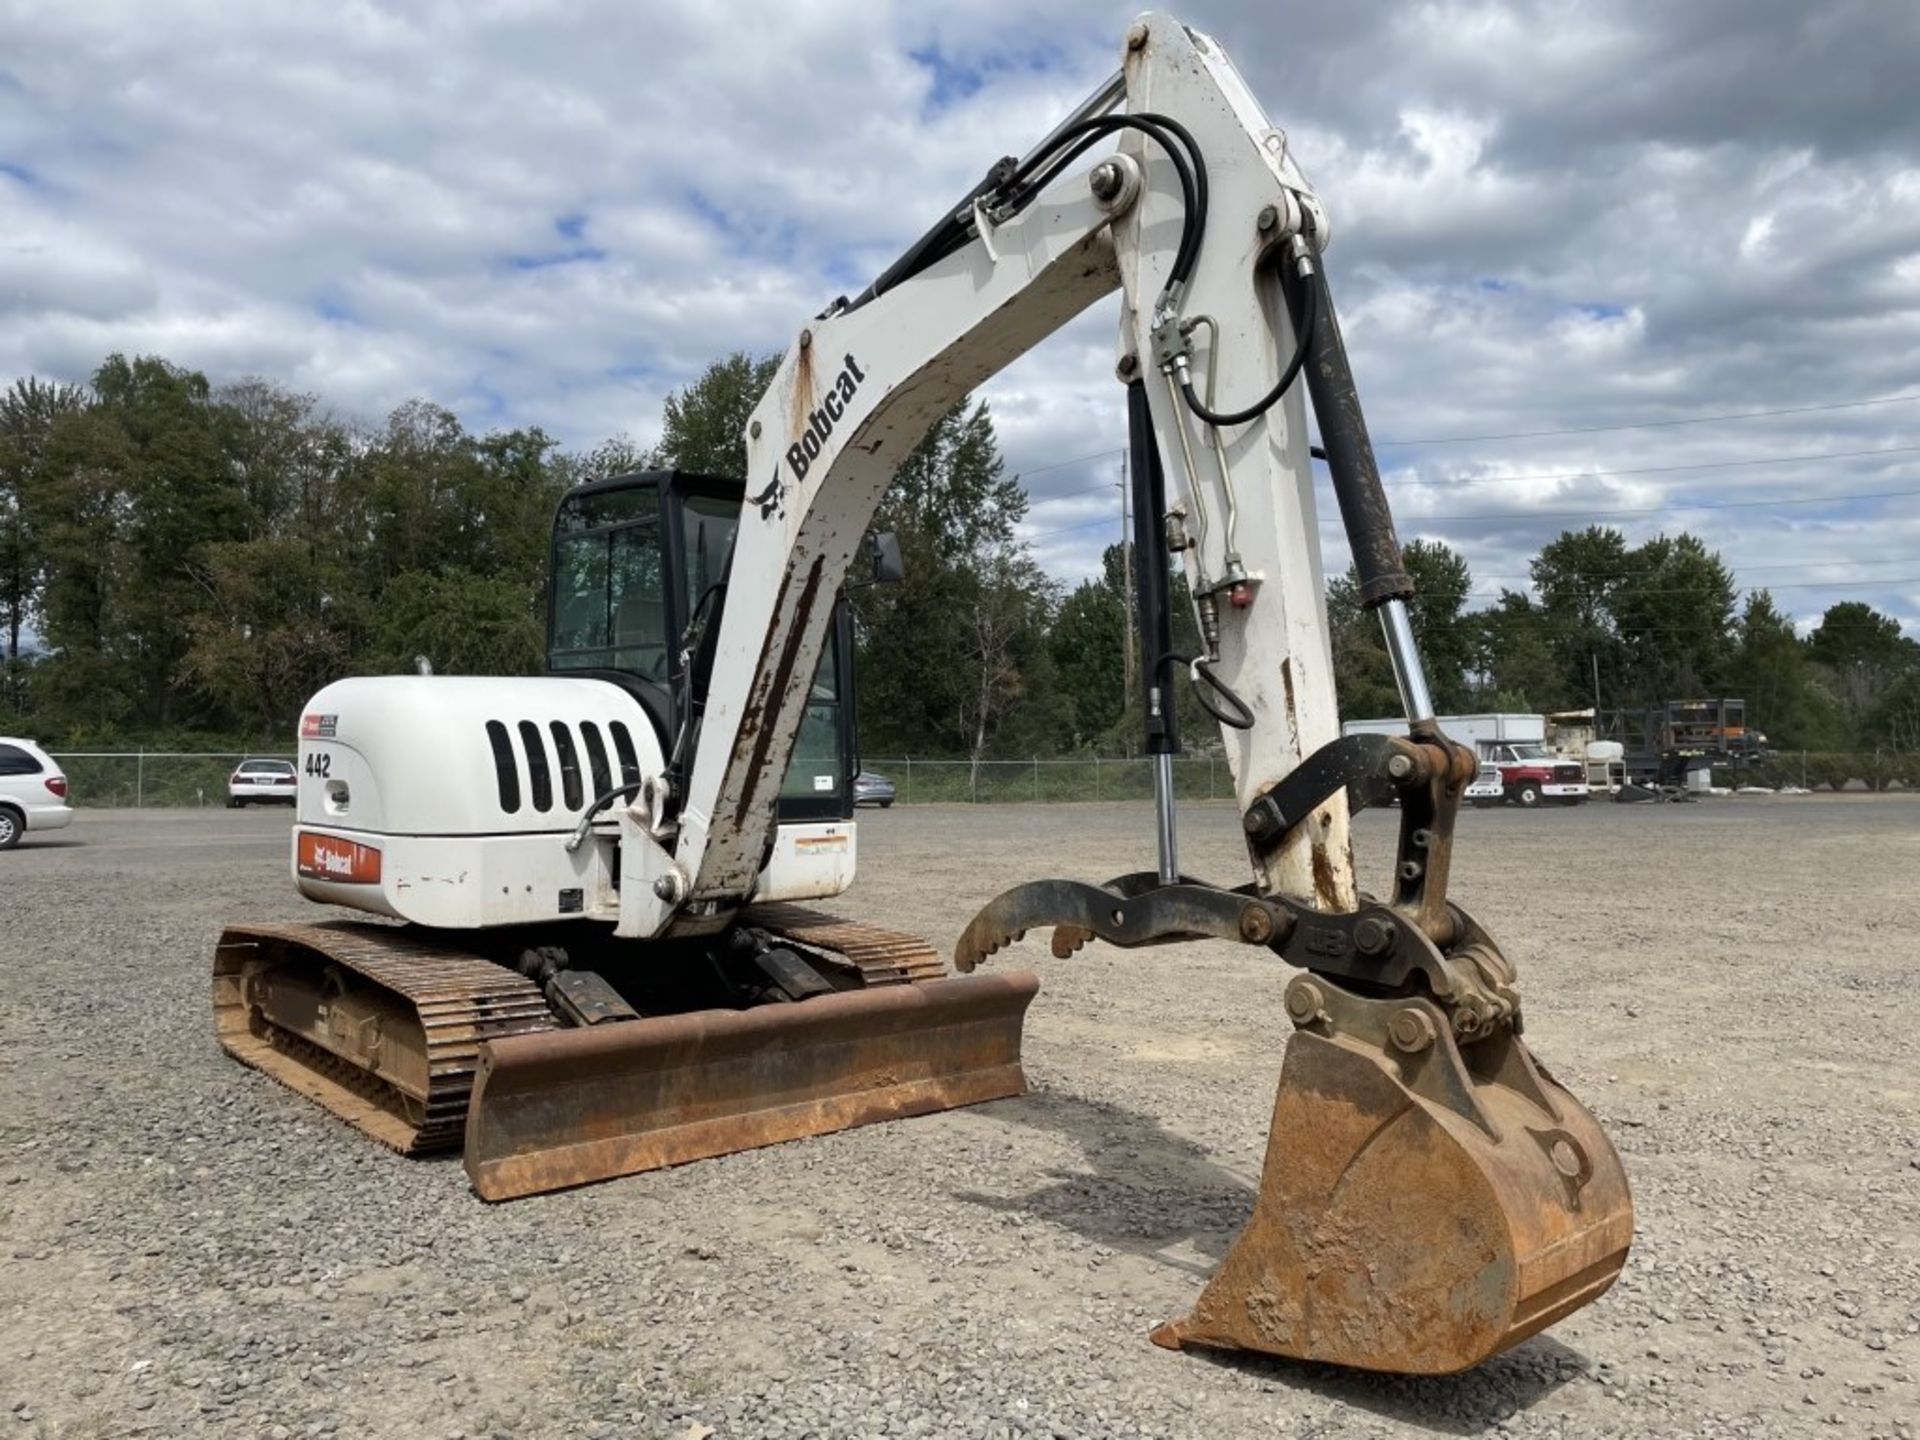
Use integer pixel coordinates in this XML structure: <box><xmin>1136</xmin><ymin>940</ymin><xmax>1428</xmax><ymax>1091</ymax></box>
<box><xmin>206</xmin><ymin>14</ymin><xmax>1620</xmax><ymax>1374</ymax></box>
<box><xmin>609</xmin><ymin>15</ymin><xmax>1634</xmax><ymax>1373</ymax></box>
<box><xmin>215</xmin><ymin>12</ymin><xmax>1633</xmax><ymax>1378</ymax></box>
<box><xmin>635</xmin><ymin>18</ymin><xmax>1358</xmax><ymax>930</ymax></box>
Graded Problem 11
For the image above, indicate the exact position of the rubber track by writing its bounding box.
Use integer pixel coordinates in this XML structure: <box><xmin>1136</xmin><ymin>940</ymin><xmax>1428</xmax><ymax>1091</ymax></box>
<box><xmin>743</xmin><ymin>903</ymin><xmax>948</xmax><ymax>986</ymax></box>
<box><xmin>213</xmin><ymin>922</ymin><xmax>553</xmax><ymax>1154</ymax></box>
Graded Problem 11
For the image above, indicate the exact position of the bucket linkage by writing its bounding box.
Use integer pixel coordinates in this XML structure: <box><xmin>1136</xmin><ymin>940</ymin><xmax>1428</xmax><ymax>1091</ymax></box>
<box><xmin>955</xmin><ymin>727</ymin><xmax>1634</xmax><ymax>1374</ymax></box>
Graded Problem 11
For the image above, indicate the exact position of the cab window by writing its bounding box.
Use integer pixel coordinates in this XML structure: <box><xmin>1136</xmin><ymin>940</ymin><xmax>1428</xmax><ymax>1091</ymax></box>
<box><xmin>779</xmin><ymin>645</ymin><xmax>842</xmax><ymax>803</ymax></box>
<box><xmin>550</xmin><ymin>506</ymin><xmax>670</xmax><ymax>681</ymax></box>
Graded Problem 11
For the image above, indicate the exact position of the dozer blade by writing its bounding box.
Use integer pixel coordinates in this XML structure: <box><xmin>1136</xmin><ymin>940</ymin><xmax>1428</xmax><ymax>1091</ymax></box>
<box><xmin>1152</xmin><ymin>977</ymin><xmax>1633</xmax><ymax>1374</ymax></box>
<box><xmin>464</xmin><ymin>971</ymin><xmax>1039</xmax><ymax>1201</ymax></box>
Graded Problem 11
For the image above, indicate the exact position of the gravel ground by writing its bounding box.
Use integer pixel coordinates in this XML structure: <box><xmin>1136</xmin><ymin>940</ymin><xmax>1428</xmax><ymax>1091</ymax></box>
<box><xmin>2</xmin><ymin>797</ymin><xmax>1917</xmax><ymax>1440</ymax></box>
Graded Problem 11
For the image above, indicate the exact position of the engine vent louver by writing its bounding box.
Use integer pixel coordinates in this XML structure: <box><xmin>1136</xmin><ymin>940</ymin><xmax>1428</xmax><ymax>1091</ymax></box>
<box><xmin>517</xmin><ymin>721</ymin><xmax>554</xmax><ymax>813</ymax></box>
<box><xmin>487</xmin><ymin>717</ymin><xmax>635</xmax><ymax>820</ymax></box>
<box><xmin>580</xmin><ymin>721</ymin><xmax>613</xmax><ymax>801</ymax></box>
<box><xmin>608</xmin><ymin>720</ymin><xmax>641</xmax><ymax>788</ymax></box>
<box><xmin>549</xmin><ymin>721</ymin><xmax>585</xmax><ymax>811</ymax></box>
<box><xmin>486</xmin><ymin>721</ymin><xmax>521</xmax><ymax>814</ymax></box>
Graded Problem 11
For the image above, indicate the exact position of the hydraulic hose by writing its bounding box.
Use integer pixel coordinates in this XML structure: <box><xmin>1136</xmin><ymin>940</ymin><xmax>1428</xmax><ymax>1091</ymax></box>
<box><xmin>1177</xmin><ymin>270</ymin><xmax>1318</xmax><ymax>428</ymax></box>
<box><xmin>849</xmin><ymin>112</ymin><xmax>1208</xmax><ymax>312</ymax></box>
<box><xmin>1160</xmin><ymin>652</ymin><xmax>1255</xmax><ymax>731</ymax></box>
<box><xmin>565</xmin><ymin>781</ymin><xmax>645</xmax><ymax>853</ymax></box>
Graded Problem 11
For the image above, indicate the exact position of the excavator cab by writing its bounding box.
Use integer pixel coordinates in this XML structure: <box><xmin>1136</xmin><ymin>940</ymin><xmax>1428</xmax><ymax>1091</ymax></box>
<box><xmin>544</xmin><ymin>470</ymin><xmax>856</xmax><ymax>821</ymax></box>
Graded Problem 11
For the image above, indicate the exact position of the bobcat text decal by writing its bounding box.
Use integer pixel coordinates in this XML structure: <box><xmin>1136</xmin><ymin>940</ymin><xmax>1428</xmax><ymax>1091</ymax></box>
<box><xmin>785</xmin><ymin>354</ymin><xmax>867</xmax><ymax>483</ymax></box>
<box><xmin>296</xmin><ymin>831</ymin><xmax>382</xmax><ymax>884</ymax></box>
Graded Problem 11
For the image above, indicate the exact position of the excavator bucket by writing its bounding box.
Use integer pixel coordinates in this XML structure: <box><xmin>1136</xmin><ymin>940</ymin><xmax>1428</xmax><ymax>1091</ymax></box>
<box><xmin>464</xmin><ymin>972</ymin><xmax>1039</xmax><ymax>1200</ymax></box>
<box><xmin>1151</xmin><ymin>979</ymin><xmax>1633</xmax><ymax>1374</ymax></box>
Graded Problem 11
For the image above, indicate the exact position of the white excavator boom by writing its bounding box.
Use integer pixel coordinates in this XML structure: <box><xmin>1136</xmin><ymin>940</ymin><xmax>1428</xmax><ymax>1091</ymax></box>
<box><xmin>655</xmin><ymin>16</ymin><xmax>1356</xmax><ymax>934</ymax></box>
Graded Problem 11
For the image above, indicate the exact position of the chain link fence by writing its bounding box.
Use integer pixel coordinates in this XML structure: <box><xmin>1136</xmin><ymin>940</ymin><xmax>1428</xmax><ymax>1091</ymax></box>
<box><xmin>861</xmin><ymin>752</ymin><xmax>1920</xmax><ymax>803</ymax></box>
<box><xmin>1739</xmin><ymin>751</ymin><xmax>1920</xmax><ymax>792</ymax></box>
<box><xmin>37</xmin><ymin>749</ymin><xmax>1920</xmax><ymax>808</ymax></box>
<box><xmin>48</xmin><ymin>752</ymin><xmax>295</xmax><ymax>808</ymax></box>
<box><xmin>43</xmin><ymin>751</ymin><xmax>1235</xmax><ymax>808</ymax></box>
<box><xmin>862</xmin><ymin>755</ymin><xmax>1234</xmax><ymax>804</ymax></box>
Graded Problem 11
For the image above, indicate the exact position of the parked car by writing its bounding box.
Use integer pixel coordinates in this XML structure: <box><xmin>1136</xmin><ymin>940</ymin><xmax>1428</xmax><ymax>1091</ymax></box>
<box><xmin>229</xmin><ymin>758</ymin><xmax>298</xmax><ymax>807</ymax></box>
<box><xmin>0</xmin><ymin>737</ymin><xmax>73</xmax><ymax>849</ymax></box>
<box><xmin>853</xmin><ymin>770</ymin><xmax>896</xmax><ymax>808</ymax></box>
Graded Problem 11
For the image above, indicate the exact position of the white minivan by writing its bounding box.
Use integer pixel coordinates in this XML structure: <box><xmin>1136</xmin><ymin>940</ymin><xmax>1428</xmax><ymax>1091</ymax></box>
<box><xmin>0</xmin><ymin>737</ymin><xmax>73</xmax><ymax>849</ymax></box>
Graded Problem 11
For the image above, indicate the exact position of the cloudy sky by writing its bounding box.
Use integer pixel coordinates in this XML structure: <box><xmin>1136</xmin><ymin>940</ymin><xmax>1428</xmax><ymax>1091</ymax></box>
<box><xmin>3</xmin><ymin>0</ymin><xmax>1917</xmax><ymax>633</ymax></box>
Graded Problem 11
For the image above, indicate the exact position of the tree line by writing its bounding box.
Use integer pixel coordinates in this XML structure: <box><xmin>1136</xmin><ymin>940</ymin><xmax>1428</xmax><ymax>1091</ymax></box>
<box><xmin>1327</xmin><ymin>530</ymin><xmax>1920</xmax><ymax>753</ymax></box>
<box><xmin>4</xmin><ymin>352</ymin><xmax>1915</xmax><ymax>761</ymax></box>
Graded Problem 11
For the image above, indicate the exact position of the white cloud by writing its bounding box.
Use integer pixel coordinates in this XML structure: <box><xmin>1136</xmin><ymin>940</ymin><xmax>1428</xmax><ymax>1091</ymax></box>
<box><xmin>1</xmin><ymin>0</ymin><xmax>1916</xmax><ymax>633</ymax></box>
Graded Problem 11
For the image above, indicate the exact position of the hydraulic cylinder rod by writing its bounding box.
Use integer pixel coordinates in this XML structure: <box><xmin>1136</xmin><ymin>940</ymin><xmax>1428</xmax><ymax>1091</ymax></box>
<box><xmin>1127</xmin><ymin>382</ymin><xmax>1182</xmax><ymax>882</ymax></box>
<box><xmin>1299</xmin><ymin>260</ymin><xmax>1436</xmax><ymax>724</ymax></box>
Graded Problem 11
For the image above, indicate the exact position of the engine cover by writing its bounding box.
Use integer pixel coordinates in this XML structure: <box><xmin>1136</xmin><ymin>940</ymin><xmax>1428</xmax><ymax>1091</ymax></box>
<box><xmin>296</xmin><ymin>675</ymin><xmax>662</xmax><ymax>836</ymax></box>
<box><xmin>290</xmin><ymin>675</ymin><xmax>665</xmax><ymax>926</ymax></box>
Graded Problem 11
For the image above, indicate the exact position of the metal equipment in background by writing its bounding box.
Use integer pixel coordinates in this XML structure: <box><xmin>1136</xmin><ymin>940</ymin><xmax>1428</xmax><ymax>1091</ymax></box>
<box><xmin>212</xmin><ymin>12</ymin><xmax>1630</xmax><ymax>1378</ymax></box>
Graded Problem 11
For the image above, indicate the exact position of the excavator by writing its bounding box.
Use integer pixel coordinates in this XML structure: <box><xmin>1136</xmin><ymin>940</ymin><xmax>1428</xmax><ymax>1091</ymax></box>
<box><xmin>212</xmin><ymin>14</ymin><xmax>1633</xmax><ymax>1376</ymax></box>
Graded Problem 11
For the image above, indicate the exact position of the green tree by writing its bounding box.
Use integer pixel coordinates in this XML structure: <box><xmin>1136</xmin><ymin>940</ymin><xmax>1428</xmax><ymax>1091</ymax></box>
<box><xmin>1</xmin><ymin>377</ymin><xmax>89</xmax><ymax>714</ymax></box>
<box><xmin>1725</xmin><ymin>590</ymin><xmax>1847</xmax><ymax>750</ymax></box>
<box><xmin>183</xmin><ymin>537</ymin><xmax>348</xmax><ymax>735</ymax></box>
<box><xmin>1866</xmin><ymin>670</ymin><xmax>1920</xmax><ymax>752</ymax></box>
<box><xmin>28</xmin><ymin>400</ymin><xmax>144</xmax><ymax>734</ymax></box>
<box><xmin>649</xmin><ymin>352</ymin><xmax>781</xmax><ymax>477</ymax></box>
<box><xmin>1474</xmin><ymin>592</ymin><xmax>1565</xmax><ymax>711</ymax></box>
<box><xmin>852</xmin><ymin>401</ymin><xmax>1063</xmax><ymax>757</ymax></box>
<box><xmin>1328</xmin><ymin>539</ymin><xmax>1476</xmax><ymax>719</ymax></box>
<box><xmin>1530</xmin><ymin>526</ymin><xmax>1633</xmax><ymax>709</ymax></box>
<box><xmin>366</xmin><ymin>571</ymin><xmax>547</xmax><ymax>677</ymax></box>
<box><xmin>1050</xmin><ymin>569</ymin><xmax>1127</xmax><ymax>746</ymax></box>
<box><xmin>873</xmin><ymin>401</ymin><xmax>1025</xmax><ymax>561</ymax></box>
<box><xmin>90</xmin><ymin>354</ymin><xmax>247</xmax><ymax>726</ymax></box>
<box><xmin>1611</xmin><ymin>532</ymin><xmax>1736</xmax><ymax>701</ymax></box>
<box><xmin>1805</xmin><ymin>600</ymin><xmax>1918</xmax><ymax>725</ymax></box>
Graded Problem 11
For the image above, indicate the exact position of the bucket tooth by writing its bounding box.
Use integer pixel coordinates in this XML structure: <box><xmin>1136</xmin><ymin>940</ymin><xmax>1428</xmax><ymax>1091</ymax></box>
<box><xmin>1151</xmin><ymin>978</ymin><xmax>1633</xmax><ymax>1374</ymax></box>
<box><xmin>465</xmin><ymin>971</ymin><xmax>1039</xmax><ymax>1200</ymax></box>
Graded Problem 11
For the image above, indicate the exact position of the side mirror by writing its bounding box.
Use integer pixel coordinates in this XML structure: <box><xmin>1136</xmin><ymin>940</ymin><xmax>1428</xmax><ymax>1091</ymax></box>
<box><xmin>869</xmin><ymin>531</ymin><xmax>905</xmax><ymax>585</ymax></box>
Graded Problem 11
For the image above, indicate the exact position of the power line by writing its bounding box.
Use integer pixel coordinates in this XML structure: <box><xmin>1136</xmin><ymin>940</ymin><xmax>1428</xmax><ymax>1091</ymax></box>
<box><xmin>1012</xmin><ymin>446</ymin><xmax>1124</xmax><ymax>480</ymax></box>
<box><xmin>1466</xmin><ymin>577</ymin><xmax>1920</xmax><ymax>600</ymax></box>
<box><xmin>1022</xmin><ymin>443</ymin><xmax>1920</xmax><ymax>508</ymax></box>
<box><xmin>1373</xmin><ymin>393</ymin><xmax>1920</xmax><ymax>447</ymax></box>
<box><xmin>1324</xmin><ymin>484</ymin><xmax>1920</xmax><ymax>526</ymax></box>
<box><xmin>1023</xmin><ymin>514</ymin><xmax>1147</xmax><ymax>541</ymax></box>
<box><xmin>1011</xmin><ymin>396</ymin><xmax>1920</xmax><ymax>493</ymax></box>
<box><xmin>1381</xmin><ymin>444</ymin><xmax>1920</xmax><ymax>490</ymax></box>
<box><xmin>1028</xmin><ymin>483</ymin><xmax>1920</xmax><ymax>541</ymax></box>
